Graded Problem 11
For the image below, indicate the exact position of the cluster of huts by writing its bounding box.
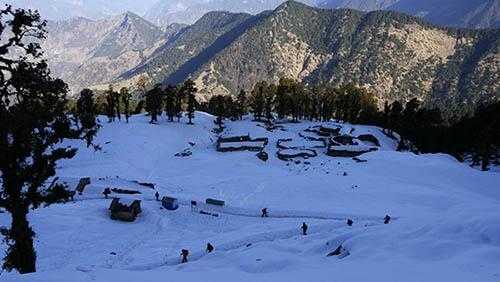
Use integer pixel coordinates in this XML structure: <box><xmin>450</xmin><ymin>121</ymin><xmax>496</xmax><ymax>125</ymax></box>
<box><xmin>214</xmin><ymin>124</ymin><xmax>381</xmax><ymax>162</ymax></box>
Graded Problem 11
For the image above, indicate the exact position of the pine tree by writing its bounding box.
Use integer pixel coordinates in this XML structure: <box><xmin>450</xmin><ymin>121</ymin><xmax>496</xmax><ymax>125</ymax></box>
<box><xmin>145</xmin><ymin>84</ymin><xmax>163</xmax><ymax>124</ymax></box>
<box><xmin>175</xmin><ymin>85</ymin><xmax>184</xmax><ymax>122</ymax></box>
<box><xmin>105</xmin><ymin>85</ymin><xmax>116</xmax><ymax>123</ymax></box>
<box><xmin>164</xmin><ymin>85</ymin><xmax>177</xmax><ymax>122</ymax></box>
<box><xmin>236</xmin><ymin>89</ymin><xmax>247</xmax><ymax>120</ymax></box>
<box><xmin>389</xmin><ymin>101</ymin><xmax>403</xmax><ymax>134</ymax></box>
<box><xmin>120</xmin><ymin>87</ymin><xmax>131</xmax><ymax>123</ymax></box>
<box><xmin>181</xmin><ymin>79</ymin><xmax>197</xmax><ymax>125</ymax></box>
<box><xmin>264</xmin><ymin>84</ymin><xmax>275</xmax><ymax>122</ymax></box>
<box><xmin>76</xmin><ymin>89</ymin><xmax>100</xmax><ymax>147</ymax></box>
<box><xmin>0</xmin><ymin>6</ymin><xmax>99</xmax><ymax>273</ymax></box>
<box><xmin>212</xmin><ymin>95</ymin><xmax>226</xmax><ymax>130</ymax></box>
<box><xmin>250</xmin><ymin>82</ymin><xmax>266</xmax><ymax>121</ymax></box>
<box><xmin>114</xmin><ymin>86</ymin><xmax>121</xmax><ymax>122</ymax></box>
<box><xmin>276</xmin><ymin>78</ymin><xmax>291</xmax><ymax>120</ymax></box>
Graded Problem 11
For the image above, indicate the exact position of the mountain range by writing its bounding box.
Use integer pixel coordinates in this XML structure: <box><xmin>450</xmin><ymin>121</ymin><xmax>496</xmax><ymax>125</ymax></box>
<box><xmin>4</xmin><ymin>0</ymin><xmax>499</xmax><ymax>29</ymax></box>
<box><xmin>12</xmin><ymin>1</ymin><xmax>500</xmax><ymax>116</ymax></box>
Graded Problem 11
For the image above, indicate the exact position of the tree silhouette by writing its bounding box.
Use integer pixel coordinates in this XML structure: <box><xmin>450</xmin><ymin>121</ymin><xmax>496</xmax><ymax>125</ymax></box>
<box><xmin>105</xmin><ymin>85</ymin><xmax>116</xmax><ymax>123</ymax></box>
<box><xmin>236</xmin><ymin>89</ymin><xmax>247</xmax><ymax>120</ymax></box>
<box><xmin>181</xmin><ymin>79</ymin><xmax>197</xmax><ymax>125</ymax></box>
<box><xmin>120</xmin><ymin>87</ymin><xmax>131</xmax><ymax>123</ymax></box>
<box><xmin>76</xmin><ymin>89</ymin><xmax>100</xmax><ymax>147</ymax></box>
<box><xmin>164</xmin><ymin>85</ymin><xmax>177</xmax><ymax>122</ymax></box>
<box><xmin>145</xmin><ymin>84</ymin><xmax>163</xmax><ymax>124</ymax></box>
<box><xmin>0</xmin><ymin>6</ymin><xmax>99</xmax><ymax>273</ymax></box>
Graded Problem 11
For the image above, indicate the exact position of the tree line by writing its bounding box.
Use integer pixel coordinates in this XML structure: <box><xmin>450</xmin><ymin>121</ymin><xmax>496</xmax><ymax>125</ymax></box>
<box><xmin>204</xmin><ymin>78</ymin><xmax>499</xmax><ymax>171</ymax></box>
<box><xmin>79</xmin><ymin>73</ymin><xmax>498</xmax><ymax>172</ymax></box>
<box><xmin>82</xmin><ymin>79</ymin><xmax>199</xmax><ymax>125</ymax></box>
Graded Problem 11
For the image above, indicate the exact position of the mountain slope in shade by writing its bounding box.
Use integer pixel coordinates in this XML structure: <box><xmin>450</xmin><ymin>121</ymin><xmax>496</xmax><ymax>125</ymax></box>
<box><xmin>388</xmin><ymin>0</ymin><xmax>500</xmax><ymax>29</ymax></box>
<box><xmin>43</xmin><ymin>12</ymin><xmax>172</xmax><ymax>94</ymax></box>
<box><xmin>139</xmin><ymin>1</ymin><xmax>498</xmax><ymax>115</ymax></box>
<box><xmin>121</xmin><ymin>11</ymin><xmax>258</xmax><ymax>86</ymax></box>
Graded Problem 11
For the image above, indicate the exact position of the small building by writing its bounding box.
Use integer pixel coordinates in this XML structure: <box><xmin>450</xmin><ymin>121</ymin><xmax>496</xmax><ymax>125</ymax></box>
<box><xmin>216</xmin><ymin>135</ymin><xmax>268</xmax><ymax>152</ymax></box>
<box><xmin>109</xmin><ymin>198</ymin><xmax>142</xmax><ymax>222</ymax></box>
<box><xmin>162</xmin><ymin>196</ymin><xmax>179</xmax><ymax>211</ymax></box>
<box><xmin>206</xmin><ymin>198</ymin><xmax>225</xmax><ymax>207</ymax></box>
<box><xmin>75</xmin><ymin>177</ymin><xmax>91</xmax><ymax>195</ymax></box>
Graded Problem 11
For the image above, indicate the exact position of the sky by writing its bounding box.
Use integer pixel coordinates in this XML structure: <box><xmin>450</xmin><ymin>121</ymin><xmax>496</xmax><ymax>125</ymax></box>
<box><xmin>1</xmin><ymin>0</ymin><xmax>160</xmax><ymax>20</ymax></box>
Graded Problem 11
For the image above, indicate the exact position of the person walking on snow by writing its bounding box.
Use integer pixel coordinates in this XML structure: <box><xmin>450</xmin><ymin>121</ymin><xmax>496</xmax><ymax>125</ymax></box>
<box><xmin>155</xmin><ymin>191</ymin><xmax>160</xmax><ymax>201</ymax></box>
<box><xmin>384</xmin><ymin>214</ymin><xmax>391</xmax><ymax>224</ymax></box>
<box><xmin>261</xmin><ymin>208</ymin><xmax>268</xmax><ymax>218</ymax></box>
<box><xmin>347</xmin><ymin>219</ymin><xmax>354</xmax><ymax>226</ymax></box>
<box><xmin>181</xmin><ymin>249</ymin><xmax>189</xmax><ymax>263</ymax></box>
<box><xmin>301</xmin><ymin>222</ymin><xmax>308</xmax><ymax>235</ymax></box>
<box><xmin>206</xmin><ymin>243</ymin><xmax>214</xmax><ymax>253</ymax></box>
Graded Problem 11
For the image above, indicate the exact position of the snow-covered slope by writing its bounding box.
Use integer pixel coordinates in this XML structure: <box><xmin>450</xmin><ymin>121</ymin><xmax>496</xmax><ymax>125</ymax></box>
<box><xmin>1</xmin><ymin>113</ymin><xmax>499</xmax><ymax>281</ymax></box>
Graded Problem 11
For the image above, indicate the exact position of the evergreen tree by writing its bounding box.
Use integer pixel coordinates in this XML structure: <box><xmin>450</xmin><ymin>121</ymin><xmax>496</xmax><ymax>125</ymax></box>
<box><xmin>236</xmin><ymin>89</ymin><xmax>247</xmax><ymax>120</ymax></box>
<box><xmin>382</xmin><ymin>101</ymin><xmax>391</xmax><ymax>133</ymax></box>
<box><xmin>113</xmin><ymin>86</ymin><xmax>121</xmax><ymax>122</ymax></box>
<box><xmin>145</xmin><ymin>84</ymin><xmax>163</xmax><ymax>124</ymax></box>
<box><xmin>276</xmin><ymin>78</ymin><xmax>292</xmax><ymax>120</ymax></box>
<box><xmin>120</xmin><ymin>87</ymin><xmax>131</xmax><ymax>123</ymax></box>
<box><xmin>212</xmin><ymin>95</ymin><xmax>226</xmax><ymax>130</ymax></box>
<box><xmin>264</xmin><ymin>88</ymin><xmax>274</xmax><ymax>122</ymax></box>
<box><xmin>250</xmin><ymin>82</ymin><xmax>266</xmax><ymax>121</ymax></box>
<box><xmin>0</xmin><ymin>6</ymin><xmax>99</xmax><ymax>273</ymax></box>
<box><xmin>181</xmin><ymin>80</ymin><xmax>197</xmax><ymax>125</ymax></box>
<box><xmin>105</xmin><ymin>85</ymin><xmax>116</xmax><ymax>123</ymax></box>
<box><xmin>76</xmin><ymin>89</ymin><xmax>100</xmax><ymax>147</ymax></box>
<box><xmin>175</xmin><ymin>85</ymin><xmax>184</xmax><ymax>122</ymax></box>
<box><xmin>164</xmin><ymin>85</ymin><xmax>177</xmax><ymax>122</ymax></box>
<box><xmin>388</xmin><ymin>101</ymin><xmax>403</xmax><ymax>134</ymax></box>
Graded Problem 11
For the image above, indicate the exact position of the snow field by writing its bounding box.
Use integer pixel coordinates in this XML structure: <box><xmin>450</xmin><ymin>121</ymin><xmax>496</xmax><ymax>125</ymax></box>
<box><xmin>1</xmin><ymin>112</ymin><xmax>499</xmax><ymax>281</ymax></box>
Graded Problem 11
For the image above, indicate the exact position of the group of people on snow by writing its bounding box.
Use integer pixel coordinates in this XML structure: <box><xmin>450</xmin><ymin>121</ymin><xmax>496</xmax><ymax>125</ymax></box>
<box><xmin>179</xmin><ymin>243</ymin><xmax>214</xmax><ymax>263</ymax></box>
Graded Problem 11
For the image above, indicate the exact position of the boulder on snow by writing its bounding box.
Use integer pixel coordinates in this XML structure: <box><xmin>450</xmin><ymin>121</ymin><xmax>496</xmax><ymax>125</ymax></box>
<box><xmin>256</xmin><ymin>151</ymin><xmax>269</xmax><ymax>162</ymax></box>
<box><xmin>175</xmin><ymin>148</ymin><xmax>192</xmax><ymax>157</ymax></box>
<box><xmin>327</xmin><ymin>245</ymin><xmax>343</xmax><ymax>256</ymax></box>
<box><xmin>327</xmin><ymin>245</ymin><xmax>350</xmax><ymax>259</ymax></box>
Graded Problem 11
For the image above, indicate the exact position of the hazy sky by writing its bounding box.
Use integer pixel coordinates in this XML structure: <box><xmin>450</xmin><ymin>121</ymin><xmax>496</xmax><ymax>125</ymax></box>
<box><xmin>1</xmin><ymin>0</ymin><xmax>160</xmax><ymax>20</ymax></box>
